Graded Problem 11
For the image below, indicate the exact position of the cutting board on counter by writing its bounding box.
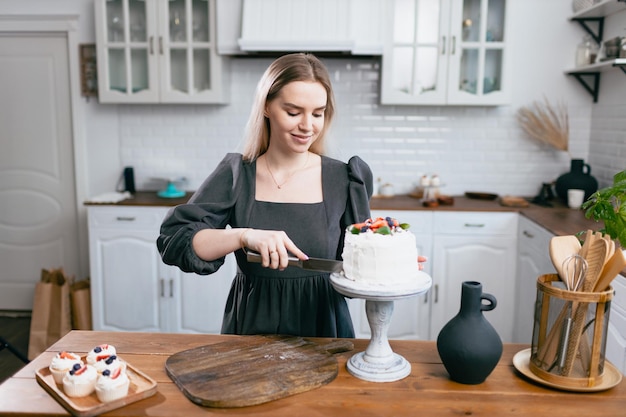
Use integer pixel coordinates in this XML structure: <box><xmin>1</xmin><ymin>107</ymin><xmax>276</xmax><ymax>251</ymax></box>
<box><xmin>165</xmin><ymin>335</ymin><xmax>353</xmax><ymax>408</ymax></box>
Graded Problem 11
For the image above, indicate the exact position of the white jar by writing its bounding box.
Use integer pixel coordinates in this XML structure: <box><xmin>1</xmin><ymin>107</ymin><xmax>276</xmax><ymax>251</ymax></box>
<box><xmin>576</xmin><ymin>35</ymin><xmax>597</xmax><ymax>67</ymax></box>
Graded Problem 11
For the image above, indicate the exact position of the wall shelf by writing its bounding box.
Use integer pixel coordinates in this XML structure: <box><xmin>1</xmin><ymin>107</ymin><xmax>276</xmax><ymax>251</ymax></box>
<box><xmin>571</xmin><ymin>17</ymin><xmax>604</xmax><ymax>44</ymax></box>
<box><xmin>566</xmin><ymin>0</ymin><xmax>626</xmax><ymax>102</ymax></box>
<box><xmin>565</xmin><ymin>59</ymin><xmax>626</xmax><ymax>102</ymax></box>
<box><xmin>570</xmin><ymin>0</ymin><xmax>626</xmax><ymax>19</ymax></box>
<box><xmin>566</xmin><ymin>58</ymin><xmax>626</xmax><ymax>73</ymax></box>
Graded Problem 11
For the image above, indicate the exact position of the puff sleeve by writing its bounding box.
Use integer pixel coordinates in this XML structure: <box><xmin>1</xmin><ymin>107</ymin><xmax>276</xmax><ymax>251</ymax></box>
<box><xmin>156</xmin><ymin>153</ymin><xmax>245</xmax><ymax>275</ymax></box>
<box><xmin>344</xmin><ymin>155</ymin><xmax>374</xmax><ymax>229</ymax></box>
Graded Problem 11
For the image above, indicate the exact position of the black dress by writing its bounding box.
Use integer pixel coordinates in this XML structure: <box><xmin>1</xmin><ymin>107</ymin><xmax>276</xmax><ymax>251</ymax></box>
<box><xmin>157</xmin><ymin>153</ymin><xmax>373</xmax><ymax>338</ymax></box>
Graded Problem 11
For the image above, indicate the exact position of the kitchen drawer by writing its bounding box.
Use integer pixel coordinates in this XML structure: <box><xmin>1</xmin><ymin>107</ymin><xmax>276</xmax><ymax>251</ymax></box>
<box><xmin>434</xmin><ymin>212</ymin><xmax>518</xmax><ymax>236</ymax></box>
<box><xmin>518</xmin><ymin>216</ymin><xmax>553</xmax><ymax>255</ymax></box>
<box><xmin>88</xmin><ymin>206</ymin><xmax>169</xmax><ymax>230</ymax></box>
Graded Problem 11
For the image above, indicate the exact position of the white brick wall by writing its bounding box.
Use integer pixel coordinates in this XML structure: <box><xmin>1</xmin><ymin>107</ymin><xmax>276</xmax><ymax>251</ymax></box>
<box><xmin>588</xmin><ymin>73</ymin><xmax>626</xmax><ymax>188</ymax></box>
<box><xmin>119</xmin><ymin>57</ymin><xmax>602</xmax><ymax>198</ymax></box>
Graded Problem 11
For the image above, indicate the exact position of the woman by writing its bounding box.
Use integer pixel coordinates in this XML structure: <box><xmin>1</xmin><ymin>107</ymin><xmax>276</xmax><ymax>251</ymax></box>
<box><xmin>158</xmin><ymin>53</ymin><xmax>402</xmax><ymax>338</ymax></box>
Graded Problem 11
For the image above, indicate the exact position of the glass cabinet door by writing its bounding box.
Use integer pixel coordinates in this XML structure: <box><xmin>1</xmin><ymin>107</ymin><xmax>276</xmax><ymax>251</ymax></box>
<box><xmin>98</xmin><ymin>0</ymin><xmax>159</xmax><ymax>102</ymax></box>
<box><xmin>381</xmin><ymin>0</ymin><xmax>508</xmax><ymax>105</ymax></box>
<box><xmin>95</xmin><ymin>0</ymin><xmax>227</xmax><ymax>103</ymax></box>
<box><xmin>160</xmin><ymin>0</ymin><xmax>216</xmax><ymax>101</ymax></box>
<box><xmin>448</xmin><ymin>0</ymin><xmax>507</xmax><ymax>104</ymax></box>
<box><xmin>382</xmin><ymin>0</ymin><xmax>450</xmax><ymax>104</ymax></box>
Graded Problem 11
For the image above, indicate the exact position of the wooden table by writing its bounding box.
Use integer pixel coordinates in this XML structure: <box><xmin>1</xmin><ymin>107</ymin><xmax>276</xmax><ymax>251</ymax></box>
<box><xmin>1</xmin><ymin>331</ymin><xmax>624</xmax><ymax>416</ymax></box>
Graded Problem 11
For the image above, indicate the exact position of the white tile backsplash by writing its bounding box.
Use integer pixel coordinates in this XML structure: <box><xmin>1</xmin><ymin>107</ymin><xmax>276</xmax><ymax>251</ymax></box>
<box><xmin>117</xmin><ymin>56</ymin><xmax>623</xmax><ymax>198</ymax></box>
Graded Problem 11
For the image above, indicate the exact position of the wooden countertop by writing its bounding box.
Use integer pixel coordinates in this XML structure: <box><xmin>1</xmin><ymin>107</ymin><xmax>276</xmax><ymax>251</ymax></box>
<box><xmin>372</xmin><ymin>194</ymin><xmax>603</xmax><ymax>237</ymax></box>
<box><xmin>1</xmin><ymin>331</ymin><xmax>624</xmax><ymax>416</ymax></box>
<box><xmin>86</xmin><ymin>192</ymin><xmax>602</xmax><ymax>237</ymax></box>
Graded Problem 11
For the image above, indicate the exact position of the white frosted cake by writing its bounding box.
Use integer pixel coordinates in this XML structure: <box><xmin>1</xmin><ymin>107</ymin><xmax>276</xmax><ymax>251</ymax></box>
<box><xmin>342</xmin><ymin>217</ymin><xmax>418</xmax><ymax>285</ymax></box>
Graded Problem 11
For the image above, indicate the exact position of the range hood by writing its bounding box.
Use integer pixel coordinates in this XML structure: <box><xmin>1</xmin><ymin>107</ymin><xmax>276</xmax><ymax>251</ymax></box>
<box><xmin>231</xmin><ymin>0</ymin><xmax>383</xmax><ymax>55</ymax></box>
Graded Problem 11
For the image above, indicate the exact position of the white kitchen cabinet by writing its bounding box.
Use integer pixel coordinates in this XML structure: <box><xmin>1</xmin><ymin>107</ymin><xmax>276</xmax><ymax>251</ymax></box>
<box><xmin>87</xmin><ymin>206</ymin><xmax>235</xmax><ymax>333</ymax></box>
<box><xmin>514</xmin><ymin>216</ymin><xmax>555</xmax><ymax>344</ymax></box>
<box><xmin>606</xmin><ymin>274</ymin><xmax>626</xmax><ymax>375</ymax></box>
<box><xmin>381</xmin><ymin>0</ymin><xmax>510</xmax><ymax>105</ymax></box>
<box><xmin>94</xmin><ymin>0</ymin><xmax>228</xmax><ymax>103</ymax></box>
<box><xmin>430</xmin><ymin>211</ymin><xmax>518</xmax><ymax>342</ymax></box>
<box><xmin>347</xmin><ymin>210</ymin><xmax>434</xmax><ymax>340</ymax></box>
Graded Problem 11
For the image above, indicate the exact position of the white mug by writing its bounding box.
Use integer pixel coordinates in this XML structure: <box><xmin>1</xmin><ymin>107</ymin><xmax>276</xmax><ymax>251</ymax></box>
<box><xmin>567</xmin><ymin>189</ymin><xmax>585</xmax><ymax>209</ymax></box>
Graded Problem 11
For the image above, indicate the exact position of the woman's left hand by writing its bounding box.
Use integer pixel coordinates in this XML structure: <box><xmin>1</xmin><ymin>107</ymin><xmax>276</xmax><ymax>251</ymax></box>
<box><xmin>418</xmin><ymin>255</ymin><xmax>427</xmax><ymax>270</ymax></box>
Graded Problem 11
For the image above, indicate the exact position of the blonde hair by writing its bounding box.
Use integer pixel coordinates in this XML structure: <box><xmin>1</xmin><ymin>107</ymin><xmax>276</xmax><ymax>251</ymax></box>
<box><xmin>242</xmin><ymin>53</ymin><xmax>336</xmax><ymax>161</ymax></box>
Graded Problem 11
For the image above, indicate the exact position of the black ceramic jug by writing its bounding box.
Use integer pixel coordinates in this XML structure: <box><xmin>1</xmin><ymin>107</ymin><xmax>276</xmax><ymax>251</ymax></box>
<box><xmin>436</xmin><ymin>281</ymin><xmax>503</xmax><ymax>384</ymax></box>
<box><xmin>555</xmin><ymin>159</ymin><xmax>598</xmax><ymax>202</ymax></box>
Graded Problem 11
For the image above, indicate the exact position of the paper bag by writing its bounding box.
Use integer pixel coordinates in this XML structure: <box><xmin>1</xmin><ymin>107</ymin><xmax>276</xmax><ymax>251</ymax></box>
<box><xmin>70</xmin><ymin>279</ymin><xmax>93</xmax><ymax>330</ymax></box>
<box><xmin>28</xmin><ymin>268</ymin><xmax>72</xmax><ymax>360</ymax></box>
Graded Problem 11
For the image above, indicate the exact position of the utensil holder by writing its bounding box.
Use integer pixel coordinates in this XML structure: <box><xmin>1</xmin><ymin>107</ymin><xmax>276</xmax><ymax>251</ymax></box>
<box><xmin>530</xmin><ymin>274</ymin><xmax>613</xmax><ymax>389</ymax></box>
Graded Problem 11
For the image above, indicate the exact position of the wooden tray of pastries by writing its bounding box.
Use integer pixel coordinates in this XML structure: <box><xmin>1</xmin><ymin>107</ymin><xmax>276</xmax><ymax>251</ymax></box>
<box><xmin>36</xmin><ymin>357</ymin><xmax>157</xmax><ymax>417</ymax></box>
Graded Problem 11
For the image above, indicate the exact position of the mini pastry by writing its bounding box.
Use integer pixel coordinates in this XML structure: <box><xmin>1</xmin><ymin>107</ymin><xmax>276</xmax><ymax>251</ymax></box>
<box><xmin>86</xmin><ymin>344</ymin><xmax>116</xmax><ymax>365</ymax></box>
<box><xmin>95</xmin><ymin>367</ymin><xmax>130</xmax><ymax>403</ymax></box>
<box><xmin>93</xmin><ymin>354</ymin><xmax>126</xmax><ymax>375</ymax></box>
<box><xmin>49</xmin><ymin>351</ymin><xmax>83</xmax><ymax>384</ymax></box>
<box><xmin>62</xmin><ymin>363</ymin><xmax>97</xmax><ymax>397</ymax></box>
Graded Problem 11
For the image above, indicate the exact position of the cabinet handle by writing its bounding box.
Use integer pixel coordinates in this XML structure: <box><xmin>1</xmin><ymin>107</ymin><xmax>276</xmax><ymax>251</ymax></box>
<box><xmin>115</xmin><ymin>216</ymin><xmax>136</xmax><ymax>222</ymax></box>
<box><xmin>169</xmin><ymin>279</ymin><xmax>174</xmax><ymax>298</ymax></box>
<box><xmin>523</xmin><ymin>230</ymin><xmax>535</xmax><ymax>238</ymax></box>
<box><xmin>451</xmin><ymin>36</ymin><xmax>456</xmax><ymax>54</ymax></box>
<box><xmin>441</xmin><ymin>36</ymin><xmax>446</xmax><ymax>55</ymax></box>
<box><xmin>434</xmin><ymin>284</ymin><xmax>439</xmax><ymax>303</ymax></box>
<box><xmin>160</xmin><ymin>279</ymin><xmax>165</xmax><ymax>297</ymax></box>
<box><xmin>159</xmin><ymin>36</ymin><xmax>164</xmax><ymax>55</ymax></box>
<box><xmin>149</xmin><ymin>36</ymin><xmax>154</xmax><ymax>54</ymax></box>
<box><xmin>464</xmin><ymin>223</ymin><xmax>485</xmax><ymax>228</ymax></box>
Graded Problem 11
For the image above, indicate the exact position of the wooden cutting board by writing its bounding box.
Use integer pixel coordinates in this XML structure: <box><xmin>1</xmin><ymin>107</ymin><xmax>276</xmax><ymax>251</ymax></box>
<box><xmin>165</xmin><ymin>335</ymin><xmax>353</xmax><ymax>408</ymax></box>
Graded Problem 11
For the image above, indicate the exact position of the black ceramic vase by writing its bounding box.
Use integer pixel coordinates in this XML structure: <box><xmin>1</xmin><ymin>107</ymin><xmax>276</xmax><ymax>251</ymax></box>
<box><xmin>436</xmin><ymin>281</ymin><xmax>503</xmax><ymax>384</ymax></box>
<box><xmin>555</xmin><ymin>159</ymin><xmax>598</xmax><ymax>202</ymax></box>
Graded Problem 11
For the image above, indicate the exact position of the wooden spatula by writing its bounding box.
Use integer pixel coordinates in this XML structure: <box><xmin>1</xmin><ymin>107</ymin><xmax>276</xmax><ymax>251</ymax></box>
<box><xmin>549</xmin><ymin>235</ymin><xmax>582</xmax><ymax>281</ymax></box>
<box><xmin>562</xmin><ymin>238</ymin><xmax>608</xmax><ymax>376</ymax></box>
<box><xmin>594</xmin><ymin>249</ymin><xmax>626</xmax><ymax>292</ymax></box>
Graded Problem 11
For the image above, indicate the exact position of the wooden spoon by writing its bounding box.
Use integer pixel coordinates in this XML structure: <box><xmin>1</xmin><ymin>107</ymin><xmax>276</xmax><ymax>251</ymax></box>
<box><xmin>549</xmin><ymin>235</ymin><xmax>582</xmax><ymax>281</ymax></box>
<box><xmin>594</xmin><ymin>249</ymin><xmax>626</xmax><ymax>292</ymax></box>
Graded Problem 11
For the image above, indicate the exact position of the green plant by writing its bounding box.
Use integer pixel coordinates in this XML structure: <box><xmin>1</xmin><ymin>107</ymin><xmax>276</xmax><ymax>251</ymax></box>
<box><xmin>582</xmin><ymin>169</ymin><xmax>626</xmax><ymax>247</ymax></box>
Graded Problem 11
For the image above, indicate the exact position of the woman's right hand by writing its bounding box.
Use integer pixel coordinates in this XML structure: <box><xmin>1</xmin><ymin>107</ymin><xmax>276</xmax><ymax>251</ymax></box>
<box><xmin>240</xmin><ymin>228</ymin><xmax>308</xmax><ymax>270</ymax></box>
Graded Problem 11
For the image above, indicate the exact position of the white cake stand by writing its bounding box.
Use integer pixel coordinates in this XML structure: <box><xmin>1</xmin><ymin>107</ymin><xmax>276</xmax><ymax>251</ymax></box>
<box><xmin>330</xmin><ymin>271</ymin><xmax>432</xmax><ymax>382</ymax></box>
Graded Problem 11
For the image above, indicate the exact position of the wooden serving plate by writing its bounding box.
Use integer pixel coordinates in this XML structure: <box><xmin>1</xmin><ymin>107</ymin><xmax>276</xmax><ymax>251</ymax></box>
<box><xmin>35</xmin><ymin>359</ymin><xmax>157</xmax><ymax>417</ymax></box>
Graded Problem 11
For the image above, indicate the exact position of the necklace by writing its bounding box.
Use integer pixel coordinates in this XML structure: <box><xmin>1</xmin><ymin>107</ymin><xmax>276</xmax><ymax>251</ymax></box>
<box><xmin>265</xmin><ymin>152</ymin><xmax>310</xmax><ymax>189</ymax></box>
